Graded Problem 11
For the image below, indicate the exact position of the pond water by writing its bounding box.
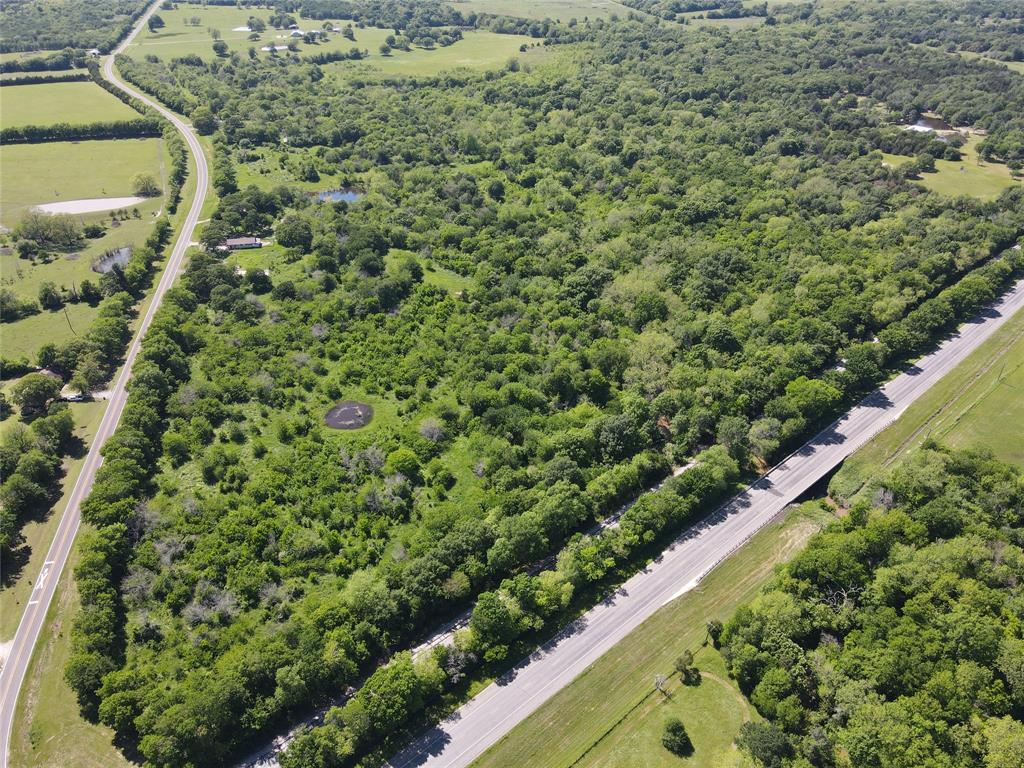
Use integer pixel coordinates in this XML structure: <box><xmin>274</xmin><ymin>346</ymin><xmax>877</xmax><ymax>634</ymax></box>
<box><xmin>906</xmin><ymin>115</ymin><xmax>952</xmax><ymax>132</ymax></box>
<box><xmin>317</xmin><ymin>188</ymin><xmax>363</xmax><ymax>203</ymax></box>
<box><xmin>92</xmin><ymin>246</ymin><xmax>131</xmax><ymax>274</ymax></box>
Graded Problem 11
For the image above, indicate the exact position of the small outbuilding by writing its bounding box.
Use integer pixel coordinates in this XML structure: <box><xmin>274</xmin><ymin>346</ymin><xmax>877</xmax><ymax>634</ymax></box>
<box><xmin>220</xmin><ymin>236</ymin><xmax>263</xmax><ymax>251</ymax></box>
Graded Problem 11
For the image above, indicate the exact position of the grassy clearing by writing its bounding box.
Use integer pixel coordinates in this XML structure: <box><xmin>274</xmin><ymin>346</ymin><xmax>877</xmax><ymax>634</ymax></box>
<box><xmin>679</xmin><ymin>11</ymin><xmax>764</xmax><ymax>29</ymax></box>
<box><xmin>0</xmin><ymin>80</ymin><xmax>139</xmax><ymax>127</ymax></box>
<box><xmin>447</xmin><ymin>0</ymin><xmax>623</xmax><ymax>21</ymax></box>
<box><xmin>924</xmin><ymin>46</ymin><xmax>1024</xmax><ymax>74</ymax></box>
<box><xmin>880</xmin><ymin>134</ymin><xmax>1021</xmax><ymax>200</ymax></box>
<box><xmin>0</xmin><ymin>399</ymin><xmax>106</xmax><ymax>640</ymax></box>
<box><xmin>472</xmin><ymin>502</ymin><xmax>833</xmax><ymax>768</ymax></box>
<box><xmin>0</xmin><ymin>302</ymin><xmax>102</xmax><ymax>362</ymax></box>
<box><xmin>8</xmin><ymin>539</ymin><xmax>138</xmax><ymax>768</ymax></box>
<box><xmin>386</xmin><ymin>249</ymin><xmax>474</xmax><ymax>294</ymax></box>
<box><xmin>580</xmin><ymin>653</ymin><xmax>751</xmax><ymax>768</ymax></box>
<box><xmin>0</xmin><ymin>137</ymin><xmax>166</xmax><ymax>226</ymax></box>
<box><xmin>233</xmin><ymin>151</ymin><xmax>351</xmax><ymax>194</ymax></box>
<box><xmin>830</xmin><ymin>300</ymin><xmax>1024</xmax><ymax>503</ymax></box>
<box><xmin>327</xmin><ymin>30</ymin><xmax>543</xmax><ymax>77</ymax></box>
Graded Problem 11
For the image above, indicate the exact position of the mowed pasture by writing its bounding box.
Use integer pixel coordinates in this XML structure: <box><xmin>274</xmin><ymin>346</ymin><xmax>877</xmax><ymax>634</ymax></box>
<box><xmin>0</xmin><ymin>137</ymin><xmax>165</xmax><ymax>226</ymax></box>
<box><xmin>125</xmin><ymin>2</ymin><xmax>535</xmax><ymax>73</ymax></box>
<box><xmin>446</xmin><ymin>0</ymin><xmax>623</xmax><ymax>20</ymax></box>
<box><xmin>954</xmin><ymin>49</ymin><xmax>1024</xmax><ymax>74</ymax></box>
<box><xmin>0</xmin><ymin>80</ymin><xmax>139</xmax><ymax>127</ymax></box>
<box><xmin>881</xmin><ymin>134</ymin><xmax>1021</xmax><ymax>200</ymax></box>
<box><xmin>327</xmin><ymin>29</ymin><xmax>542</xmax><ymax>77</ymax></box>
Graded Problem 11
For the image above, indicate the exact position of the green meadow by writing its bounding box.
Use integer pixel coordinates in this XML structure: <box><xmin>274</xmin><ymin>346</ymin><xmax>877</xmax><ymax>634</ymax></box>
<box><xmin>881</xmin><ymin>134</ymin><xmax>1021</xmax><ymax>200</ymax></box>
<box><xmin>0</xmin><ymin>137</ymin><xmax>166</xmax><ymax>225</ymax></box>
<box><xmin>954</xmin><ymin>49</ymin><xmax>1024</xmax><ymax>74</ymax></box>
<box><xmin>447</xmin><ymin>0</ymin><xmax>623</xmax><ymax>21</ymax></box>
<box><xmin>0</xmin><ymin>80</ymin><xmax>139</xmax><ymax>127</ymax></box>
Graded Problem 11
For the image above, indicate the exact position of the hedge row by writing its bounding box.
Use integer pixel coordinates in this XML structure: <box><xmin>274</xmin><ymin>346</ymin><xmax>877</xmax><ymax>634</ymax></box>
<box><xmin>0</xmin><ymin>117</ymin><xmax>162</xmax><ymax>144</ymax></box>
<box><xmin>86</xmin><ymin>59</ymin><xmax>154</xmax><ymax>116</ymax></box>
<box><xmin>0</xmin><ymin>71</ymin><xmax>90</xmax><ymax>86</ymax></box>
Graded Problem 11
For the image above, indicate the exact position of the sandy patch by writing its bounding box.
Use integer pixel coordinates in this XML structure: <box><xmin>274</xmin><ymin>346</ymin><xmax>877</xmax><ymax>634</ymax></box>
<box><xmin>36</xmin><ymin>196</ymin><xmax>146</xmax><ymax>214</ymax></box>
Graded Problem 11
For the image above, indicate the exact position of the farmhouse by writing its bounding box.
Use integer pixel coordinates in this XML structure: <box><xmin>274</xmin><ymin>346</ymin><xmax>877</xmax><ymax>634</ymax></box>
<box><xmin>220</xmin><ymin>236</ymin><xmax>263</xmax><ymax>251</ymax></box>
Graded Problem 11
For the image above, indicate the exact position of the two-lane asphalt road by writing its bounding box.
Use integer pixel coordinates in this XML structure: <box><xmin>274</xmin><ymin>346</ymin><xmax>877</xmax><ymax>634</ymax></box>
<box><xmin>0</xmin><ymin>3</ymin><xmax>208</xmax><ymax>764</ymax></box>
<box><xmin>386</xmin><ymin>274</ymin><xmax>1024</xmax><ymax>768</ymax></box>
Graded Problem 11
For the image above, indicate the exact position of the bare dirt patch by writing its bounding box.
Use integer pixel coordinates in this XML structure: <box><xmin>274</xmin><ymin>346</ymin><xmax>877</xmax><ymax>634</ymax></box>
<box><xmin>36</xmin><ymin>196</ymin><xmax>146</xmax><ymax>215</ymax></box>
<box><xmin>325</xmin><ymin>400</ymin><xmax>373</xmax><ymax>430</ymax></box>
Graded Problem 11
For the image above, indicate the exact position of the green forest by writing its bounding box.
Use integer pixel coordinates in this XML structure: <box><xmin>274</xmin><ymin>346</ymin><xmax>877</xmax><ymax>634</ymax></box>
<box><xmin>721</xmin><ymin>444</ymin><xmax>1024</xmax><ymax>768</ymax></box>
<box><xmin>0</xmin><ymin>0</ymin><xmax>150</xmax><ymax>53</ymax></box>
<box><xmin>2</xmin><ymin>0</ymin><xmax>1022</xmax><ymax>766</ymax></box>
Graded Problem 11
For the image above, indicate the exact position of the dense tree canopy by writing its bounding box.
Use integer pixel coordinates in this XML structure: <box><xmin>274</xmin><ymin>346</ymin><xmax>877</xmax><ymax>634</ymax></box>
<box><xmin>722</xmin><ymin>445</ymin><xmax>1024</xmax><ymax>768</ymax></box>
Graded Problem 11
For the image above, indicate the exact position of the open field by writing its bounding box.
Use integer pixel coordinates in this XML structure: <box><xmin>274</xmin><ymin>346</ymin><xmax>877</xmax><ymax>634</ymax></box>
<box><xmin>830</xmin><ymin>298</ymin><xmax>1024</xmax><ymax>502</ymax></box>
<box><xmin>233</xmin><ymin>151</ymin><xmax>352</xmax><ymax>193</ymax></box>
<box><xmin>327</xmin><ymin>30</ymin><xmax>544</xmax><ymax>77</ymax></box>
<box><xmin>680</xmin><ymin>10</ymin><xmax>765</xmax><ymax>28</ymax></box>
<box><xmin>125</xmin><ymin>2</ymin><xmax>535</xmax><ymax>72</ymax></box>
<box><xmin>0</xmin><ymin>399</ymin><xmax>106</xmax><ymax>640</ymax></box>
<box><xmin>0</xmin><ymin>137</ymin><xmax>165</xmax><ymax>226</ymax></box>
<box><xmin>955</xmin><ymin>49</ymin><xmax>1024</xmax><ymax>74</ymax></box>
<box><xmin>0</xmin><ymin>137</ymin><xmax>166</xmax><ymax>363</ymax></box>
<box><xmin>447</xmin><ymin>0</ymin><xmax>624</xmax><ymax>21</ymax></box>
<box><xmin>0</xmin><ymin>302</ymin><xmax>102</xmax><ymax>362</ymax></box>
<box><xmin>472</xmin><ymin>503</ymin><xmax>832</xmax><ymax>768</ymax></box>
<box><xmin>0</xmin><ymin>80</ymin><xmax>139</xmax><ymax>127</ymax></box>
<box><xmin>918</xmin><ymin>45</ymin><xmax>1024</xmax><ymax>74</ymax></box>
<box><xmin>880</xmin><ymin>134</ymin><xmax>1021</xmax><ymax>200</ymax></box>
<box><xmin>7</xmin><ymin>541</ymin><xmax>138</xmax><ymax>768</ymax></box>
<box><xmin>386</xmin><ymin>248</ymin><xmax>474</xmax><ymax>294</ymax></box>
<box><xmin>579</xmin><ymin>652</ymin><xmax>751</xmax><ymax>768</ymax></box>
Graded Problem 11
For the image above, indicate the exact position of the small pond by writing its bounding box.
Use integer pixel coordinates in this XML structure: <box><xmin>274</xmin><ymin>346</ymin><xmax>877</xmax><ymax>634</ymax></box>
<box><xmin>905</xmin><ymin>115</ymin><xmax>952</xmax><ymax>133</ymax></box>
<box><xmin>92</xmin><ymin>246</ymin><xmax>131</xmax><ymax>274</ymax></box>
<box><xmin>317</xmin><ymin>188</ymin><xmax>363</xmax><ymax>203</ymax></box>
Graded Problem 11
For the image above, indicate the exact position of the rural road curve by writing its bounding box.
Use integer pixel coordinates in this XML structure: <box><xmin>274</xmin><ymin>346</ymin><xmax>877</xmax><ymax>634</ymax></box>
<box><xmin>385</xmin><ymin>272</ymin><xmax>1024</xmax><ymax>768</ymax></box>
<box><xmin>0</xmin><ymin>2</ymin><xmax>209</xmax><ymax>765</ymax></box>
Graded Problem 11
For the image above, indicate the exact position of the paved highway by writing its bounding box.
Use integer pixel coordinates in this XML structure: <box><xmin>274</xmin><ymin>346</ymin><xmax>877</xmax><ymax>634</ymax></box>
<box><xmin>386</xmin><ymin>274</ymin><xmax>1024</xmax><ymax>768</ymax></box>
<box><xmin>0</xmin><ymin>3</ymin><xmax>208</xmax><ymax>764</ymax></box>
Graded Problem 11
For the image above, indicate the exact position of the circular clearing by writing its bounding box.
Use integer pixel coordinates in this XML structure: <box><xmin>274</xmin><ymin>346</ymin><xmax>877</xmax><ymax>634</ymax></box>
<box><xmin>325</xmin><ymin>400</ymin><xmax>374</xmax><ymax>430</ymax></box>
